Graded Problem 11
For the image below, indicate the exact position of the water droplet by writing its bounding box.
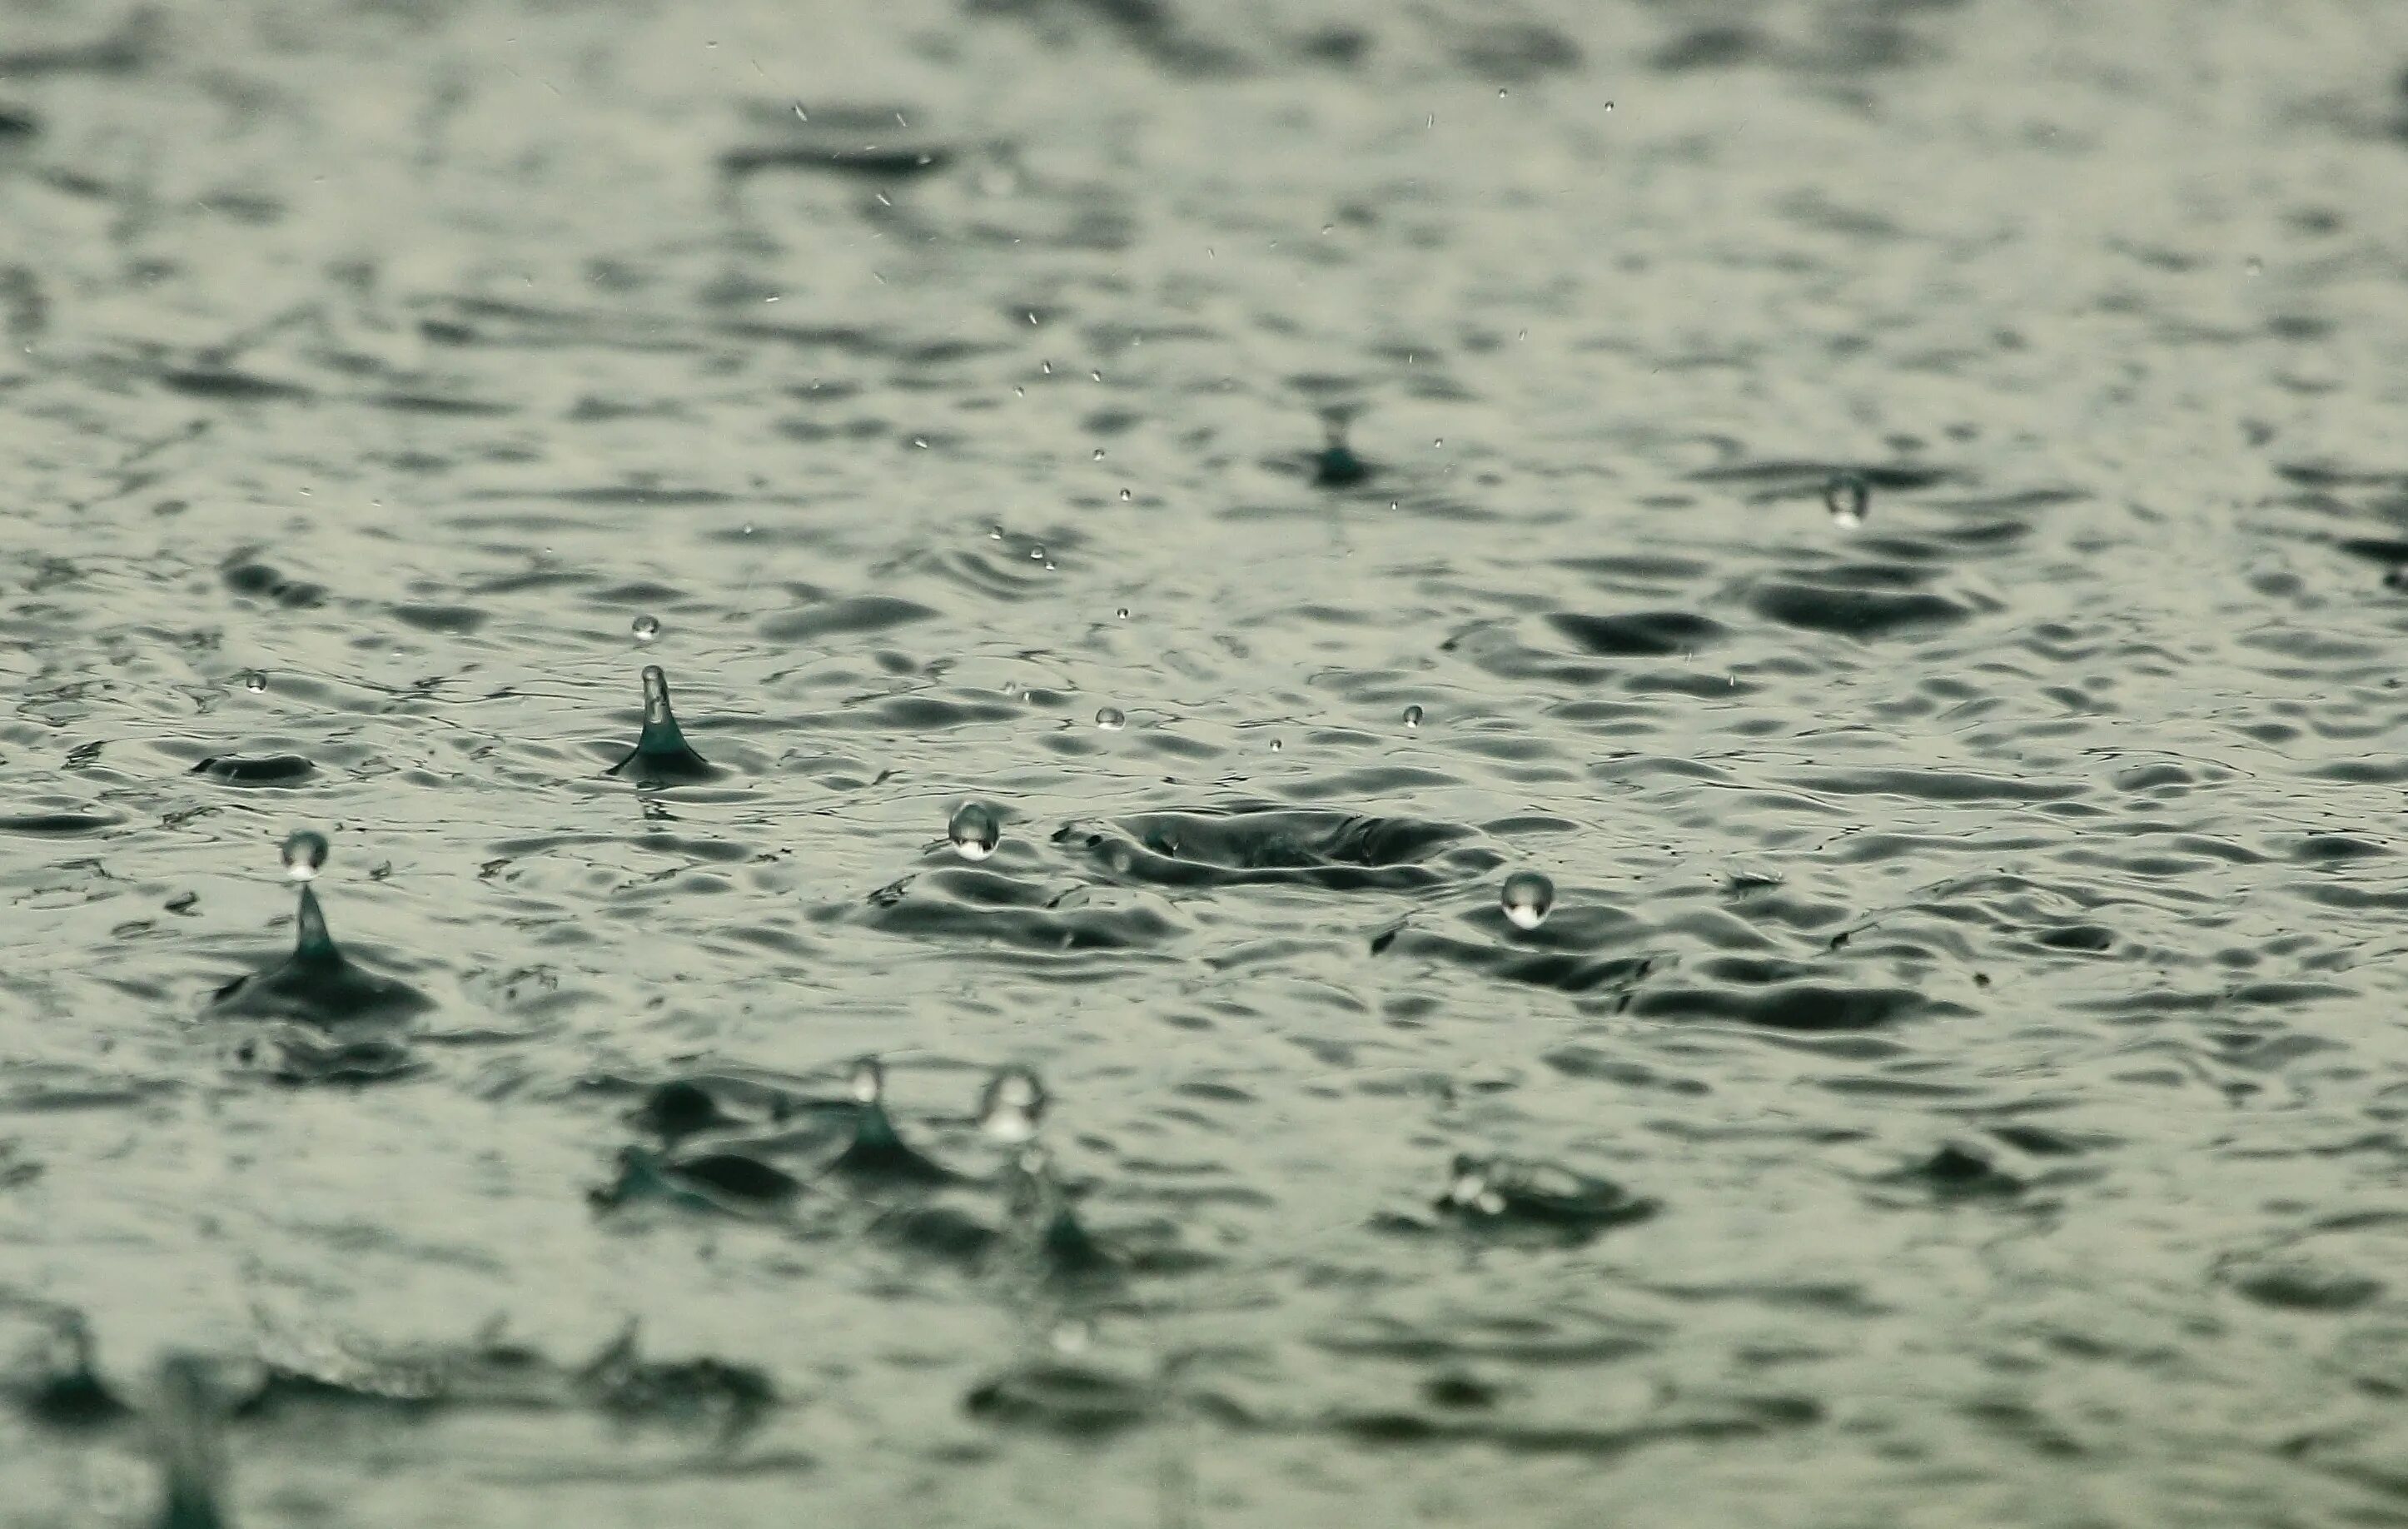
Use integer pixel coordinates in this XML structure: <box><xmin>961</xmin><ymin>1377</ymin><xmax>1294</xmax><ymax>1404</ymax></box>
<box><xmin>1115</xmin><ymin>607</ymin><xmax>1130</xmax><ymax>620</ymax></box>
<box><xmin>989</xmin><ymin>525</ymin><xmax>1004</xmax><ymax>540</ymax></box>
<box><xmin>1095</xmin><ymin>707</ymin><xmax>1125</xmax><ymax>730</ymax></box>
<box><xmin>948</xmin><ymin>802</ymin><xmax>1002</xmax><ymax>861</ymax></box>
<box><xmin>1092</xmin><ymin>448</ymin><xmax>1105</xmax><ymax>461</ymax></box>
<box><xmin>631</xmin><ymin>615</ymin><xmax>661</xmax><ymax>645</ymax></box>
<box><xmin>281</xmin><ymin>829</ymin><xmax>329</xmax><ymax>883</ymax></box>
<box><xmin>1029</xmin><ymin>545</ymin><xmax>1046</xmax><ymax>560</ymax></box>
<box><xmin>849</xmin><ymin>1055</ymin><xmax>884</xmax><ymax>1105</ymax></box>
<box><xmin>1500</xmin><ymin>871</ymin><xmax>1554</xmax><ymax>930</ymax></box>
<box><xmin>1403</xmin><ymin>705</ymin><xmax>1424</xmax><ymax>728</ymax></box>
<box><xmin>241</xmin><ymin>670</ymin><xmax>267</xmax><ymax>693</ymax></box>
<box><xmin>2245</xmin><ymin>256</ymin><xmax>2263</xmax><ymax>276</ymax></box>
<box><xmin>1268</xmin><ymin>737</ymin><xmax>1283</xmax><ymax>752</ymax></box>
<box><xmin>1432</xmin><ymin>437</ymin><xmax>1443</xmax><ymax>448</ymax></box>
<box><xmin>1089</xmin><ymin>370</ymin><xmax>1102</xmax><ymax>382</ymax></box>
<box><xmin>1498</xmin><ymin>87</ymin><xmax>1508</xmax><ymax>97</ymax></box>
<box><xmin>979</xmin><ymin>1066</ymin><xmax>1047</xmax><ymax>1143</ymax></box>
<box><xmin>1119</xmin><ymin>487</ymin><xmax>1132</xmax><ymax>501</ymax></box>
<box><xmin>1823</xmin><ymin>472</ymin><xmax>1869</xmax><ymax>529</ymax></box>
<box><xmin>1042</xmin><ymin>360</ymin><xmax>1053</xmax><ymax>375</ymax></box>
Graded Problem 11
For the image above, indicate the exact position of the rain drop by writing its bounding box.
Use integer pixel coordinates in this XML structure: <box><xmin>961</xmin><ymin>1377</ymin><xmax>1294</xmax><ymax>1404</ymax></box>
<box><xmin>1119</xmin><ymin>488</ymin><xmax>1132</xmax><ymax>501</ymax></box>
<box><xmin>1092</xmin><ymin>448</ymin><xmax>1105</xmax><ymax>461</ymax></box>
<box><xmin>1403</xmin><ymin>705</ymin><xmax>1424</xmax><ymax>728</ymax></box>
<box><xmin>241</xmin><ymin>670</ymin><xmax>267</xmax><ymax>693</ymax></box>
<box><xmin>281</xmin><ymin>829</ymin><xmax>329</xmax><ymax>883</ymax></box>
<box><xmin>979</xmin><ymin>1066</ymin><xmax>1047</xmax><ymax>1143</ymax></box>
<box><xmin>948</xmin><ymin>802</ymin><xmax>1002</xmax><ymax>862</ymax></box>
<box><xmin>1029</xmin><ymin>545</ymin><xmax>1047</xmax><ymax>560</ymax></box>
<box><xmin>1268</xmin><ymin>737</ymin><xmax>1283</xmax><ymax>752</ymax></box>
<box><xmin>1823</xmin><ymin>472</ymin><xmax>1869</xmax><ymax>529</ymax></box>
<box><xmin>1095</xmin><ymin>707</ymin><xmax>1126</xmax><ymax>731</ymax></box>
<box><xmin>1115</xmin><ymin>607</ymin><xmax>1130</xmax><ymax>620</ymax></box>
<box><xmin>1500</xmin><ymin>871</ymin><xmax>1554</xmax><ymax>930</ymax></box>
<box><xmin>631</xmin><ymin>615</ymin><xmax>661</xmax><ymax>645</ymax></box>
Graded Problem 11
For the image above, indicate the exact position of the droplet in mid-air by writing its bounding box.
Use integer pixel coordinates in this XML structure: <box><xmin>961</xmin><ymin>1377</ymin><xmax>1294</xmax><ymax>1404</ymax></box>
<box><xmin>1403</xmin><ymin>705</ymin><xmax>1424</xmax><ymax>729</ymax></box>
<box><xmin>1114</xmin><ymin>606</ymin><xmax>1130</xmax><ymax>620</ymax></box>
<box><xmin>241</xmin><ymin>670</ymin><xmax>267</xmax><ymax>693</ymax></box>
<box><xmin>948</xmin><ymin>802</ymin><xmax>1002</xmax><ymax>861</ymax></box>
<box><xmin>1118</xmin><ymin>487</ymin><xmax>1132</xmax><ymax>501</ymax></box>
<box><xmin>280</xmin><ymin>829</ymin><xmax>329</xmax><ymax>883</ymax></box>
<box><xmin>607</xmin><ymin>665</ymin><xmax>719</xmax><ymax>784</ymax></box>
<box><xmin>1500</xmin><ymin>871</ymin><xmax>1555</xmax><ymax>931</ymax></box>
<box><xmin>631</xmin><ymin>615</ymin><xmax>661</xmax><ymax>645</ymax></box>
<box><xmin>1095</xmin><ymin>707</ymin><xmax>1125</xmax><ymax>731</ymax></box>
<box><xmin>979</xmin><ymin>1066</ymin><xmax>1047</xmax><ymax>1144</ymax></box>
<box><xmin>1823</xmin><ymin>472</ymin><xmax>1870</xmax><ymax>529</ymax></box>
<box><xmin>849</xmin><ymin>1055</ymin><xmax>884</xmax><ymax>1105</ymax></box>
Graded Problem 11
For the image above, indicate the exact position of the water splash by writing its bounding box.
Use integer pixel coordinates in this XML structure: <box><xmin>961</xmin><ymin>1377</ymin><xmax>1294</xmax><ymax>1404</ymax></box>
<box><xmin>149</xmin><ymin>1355</ymin><xmax>231</xmax><ymax>1529</ymax></box>
<box><xmin>606</xmin><ymin>665</ymin><xmax>719</xmax><ymax>784</ymax></box>
<box><xmin>826</xmin><ymin>1056</ymin><xmax>955</xmax><ymax>1185</ymax></box>
<box><xmin>1311</xmin><ymin>409</ymin><xmax>1370</xmax><ymax>487</ymax></box>
<box><xmin>209</xmin><ymin>834</ymin><xmax>429</xmax><ymax>1026</ymax></box>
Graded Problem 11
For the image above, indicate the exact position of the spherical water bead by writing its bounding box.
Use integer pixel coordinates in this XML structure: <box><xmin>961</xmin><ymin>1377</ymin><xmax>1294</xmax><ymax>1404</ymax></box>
<box><xmin>631</xmin><ymin>615</ymin><xmax>661</xmax><ymax>645</ymax></box>
<box><xmin>1823</xmin><ymin>472</ymin><xmax>1869</xmax><ymax>529</ymax></box>
<box><xmin>1403</xmin><ymin>705</ymin><xmax>1424</xmax><ymax>729</ymax></box>
<box><xmin>1500</xmin><ymin>870</ymin><xmax>1555</xmax><ymax>930</ymax></box>
<box><xmin>1119</xmin><ymin>487</ymin><xmax>1132</xmax><ymax>501</ymax></box>
<box><xmin>1115</xmin><ymin>607</ymin><xmax>1130</xmax><ymax>620</ymax></box>
<box><xmin>281</xmin><ymin>829</ymin><xmax>330</xmax><ymax>883</ymax></box>
<box><xmin>948</xmin><ymin>802</ymin><xmax>1002</xmax><ymax>861</ymax></box>
<box><xmin>241</xmin><ymin>670</ymin><xmax>267</xmax><ymax>693</ymax></box>
<box><xmin>848</xmin><ymin>1055</ymin><xmax>885</xmax><ymax>1105</ymax></box>
<box><xmin>979</xmin><ymin>1066</ymin><xmax>1047</xmax><ymax>1143</ymax></box>
<box><xmin>1095</xmin><ymin>707</ymin><xmax>1125</xmax><ymax>731</ymax></box>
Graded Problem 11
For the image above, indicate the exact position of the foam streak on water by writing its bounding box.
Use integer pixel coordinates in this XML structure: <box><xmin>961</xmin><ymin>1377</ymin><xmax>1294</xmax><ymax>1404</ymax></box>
<box><xmin>3</xmin><ymin>2</ymin><xmax>2408</xmax><ymax>1525</ymax></box>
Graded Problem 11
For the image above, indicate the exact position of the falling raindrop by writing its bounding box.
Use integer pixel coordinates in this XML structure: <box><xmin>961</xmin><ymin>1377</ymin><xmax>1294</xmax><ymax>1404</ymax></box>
<box><xmin>1403</xmin><ymin>705</ymin><xmax>1424</xmax><ymax>729</ymax></box>
<box><xmin>631</xmin><ymin>615</ymin><xmax>661</xmax><ymax>645</ymax></box>
<box><xmin>1119</xmin><ymin>487</ymin><xmax>1132</xmax><ymax>501</ymax></box>
<box><xmin>1268</xmin><ymin>737</ymin><xmax>1283</xmax><ymax>752</ymax></box>
<box><xmin>281</xmin><ymin>830</ymin><xmax>329</xmax><ymax>883</ymax></box>
<box><xmin>1823</xmin><ymin>472</ymin><xmax>1870</xmax><ymax>529</ymax></box>
<box><xmin>1500</xmin><ymin>871</ymin><xmax>1555</xmax><ymax>930</ymax></box>
<box><xmin>241</xmin><ymin>670</ymin><xmax>267</xmax><ymax>693</ymax></box>
<box><xmin>1092</xmin><ymin>448</ymin><xmax>1105</xmax><ymax>461</ymax></box>
<box><xmin>1115</xmin><ymin>607</ymin><xmax>1130</xmax><ymax>620</ymax></box>
<box><xmin>948</xmin><ymin>802</ymin><xmax>1002</xmax><ymax>862</ymax></box>
<box><xmin>979</xmin><ymin>1066</ymin><xmax>1047</xmax><ymax>1143</ymax></box>
<box><xmin>1029</xmin><ymin>545</ymin><xmax>1046</xmax><ymax>560</ymax></box>
<box><xmin>1095</xmin><ymin>707</ymin><xmax>1126</xmax><ymax>731</ymax></box>
<box><xmin>849</xmin><ymin>1055</ymin><xmax>884</xmax><ymax>1105</ymax></box>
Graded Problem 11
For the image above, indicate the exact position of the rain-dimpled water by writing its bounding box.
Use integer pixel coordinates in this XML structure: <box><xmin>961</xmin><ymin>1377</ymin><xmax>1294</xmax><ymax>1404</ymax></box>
<box><xmin>5</xmin><ymin>2</ymin><xmax>2408</xmax><ymax>1525</ymax></box>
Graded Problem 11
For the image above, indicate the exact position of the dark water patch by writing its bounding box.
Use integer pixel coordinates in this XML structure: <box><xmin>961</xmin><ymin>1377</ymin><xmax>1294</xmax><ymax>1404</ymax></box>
<box><xmin>1883</xmin><ymin>1143</ymin><xmax>2026</xmax><ymax>1198</ymax></box>
<box><xmin>388</xmin><ymin>602</ymin><xmax>488</xmax><ymax>635</ymax></box>
<box><xmin>1790</xmin><ymin>768</ymin><xmax>2084</xmax><ymax>804</ymax></box>
<box><xmin>364</xmin><ymin>391</ymin><xmax>515</xmax><ymax>416</ymax></box>
<box><xmin>2291</xmin><ymin>834</ymin><xmax>2386</xmax><ymax>862</ymax></box>
<box><xmin>160</xmin><ymin>369</ymin><xmax>313</xmax><ymax>402</ymax></box>
<box><xmin>1058</xmin><ymin>805</ymin><xmax>1483</xmax><ymax>893</ymax></box>
<box><xmin>578</xmin><ymin>1324</ymin><xmax>775</xmax><ymax>1436</ymax></box>
<box><xmin>1432</xmin><ymin>1154</ymin><xmax>1658</xmax><ymax>1242</ymax></box>
<box><xmin>1749</xmin><ymin>580</ymin><xmax>1970</xmax><ymax>638</ymax></box>
<box><xmin>0</xmin><ymin>809</ymin><xmax>118</xmax><ymax>835</ymax></box>
<box><xmin>2032</xmin><ymin>923</ymin><xmax>2116</xmax><ymax>954</ymax></box>
<box><xmin>964</xmin><ymin>1362</ymin><xmax>1152</xmax><ymax>1437</ymax></box>
<box><xmin>0</xmin><ymin>13</ymin><xmax>152</xmax><ymax>77</ymax></box>
<box><xmin>191</xmin><ymin>754</ymin><xmax>316</xmax><ymax>786</ymax></box>
<box><xmin>220</xmin><ymin>553</ymin><xmax>327</xmax><ymax>609</ymax></box>
<box><xmin>1546</xmin><ymin>610</ymin><xmax>1725</xmax><ymax>657</ymax></box>
<box><xmin>1376</xmin><ymin>925</ymin><xmax>1654</xmax><ymax>999</ymax></box>
<box><xmin>962</xmin><ymin>0</ymin><xmax>1245</xmax><ymax>74</ymax></box>
<box><xmin>0</xmin><ymin>106</ymin><xmax>37</xmax><ymax>137</ymax></box>
<box><xmin>1631</xmin><ymin>983</ymin><xmax>1943</xmax><ymax>1032</ymax></box>
<box><xmin>852</xmin><ymin>878</ymin><xmax>1181</xmax><ymax>956</ymax></box>
<box><xmin>761</xmin><ymin>595</ymin><xmax>939</xmax><ymax>643</ymax></box>
<box><xmin>590</xmin><ymin>1144</ymin><xmax>804</xmax><ymax>1218</ymax></box>
<box><xmin>722</xmin><ymin>142</ymin><xmax>954</xmax><ymax>178</ymax></box>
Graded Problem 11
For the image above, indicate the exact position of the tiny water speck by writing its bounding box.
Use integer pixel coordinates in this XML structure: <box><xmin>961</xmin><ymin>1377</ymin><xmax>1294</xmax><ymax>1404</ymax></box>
<box><xmin>1403</xmin><ymin>705</ymin><xmax>1424</xmax><ymax>728</ymax></box>
<box><xmin>631</xmin><ymin>615</ymin><xmax>661</xmax><ymax>644</ymax></box>
<box><xmin>281</xmin><ymin>829</ymin><xmax>329</xmax><ymax>883</ymax></box>
<box><xmin>241</xmin><ymin>670</ymin><xmax>267</xmax><ymax>693</ymax></box>
<box><xmin>1096</xmin><ymin>707</ymin><xmax>1126</xmax><ymax>730</ymax></box>
<box><xmin>1500</xmin><ymin>870</ymin><xmax>1555</xmax><ymax>930</ymax></box>
<box><xmin>948</xmin><ymin>802</ymin><xmax>1002</xmax><ymax>862</ymax></box>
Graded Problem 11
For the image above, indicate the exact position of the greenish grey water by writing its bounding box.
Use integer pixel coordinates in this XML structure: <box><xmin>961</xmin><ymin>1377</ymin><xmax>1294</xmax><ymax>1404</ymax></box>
<box><xmin>4</xmin><ymin>1</ymin><xmax>2408</xmax><ymax>1524</ymax></box>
